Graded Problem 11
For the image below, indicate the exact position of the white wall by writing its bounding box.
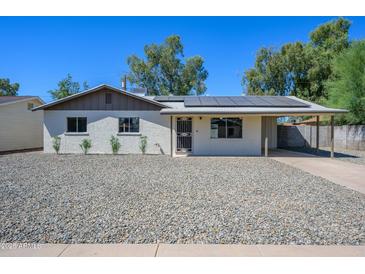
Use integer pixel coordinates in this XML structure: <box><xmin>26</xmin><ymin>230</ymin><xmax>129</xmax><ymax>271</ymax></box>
<box><xmin>43</xmin><ymin>110</ymin><xmax>171</xmax><ymax>154</ymax></box>
<box><xmin>190</xmin><ymin>116</ymin><xmax>262</xmax><ymax>156</ymax></box>
<box><xmin>0</xmin><ymin>100</ymin><xmax>43</xmax><ymax>152</ymax></box>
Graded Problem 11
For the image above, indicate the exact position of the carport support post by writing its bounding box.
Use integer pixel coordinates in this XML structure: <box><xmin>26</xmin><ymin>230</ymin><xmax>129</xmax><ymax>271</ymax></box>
<box><xmin>330</xmin><ymin>115</ymin><xmax>334</xmax><ymax>158</ymax></box>
<box><xmin>316</xmin><ymin>116</ymin><xmax>319</xmax><ymax>153</ymax></box>
<box><xmin>264</xmin><ymin>136</ymin><xmax>268</xmax><ymax>157</ymax></box>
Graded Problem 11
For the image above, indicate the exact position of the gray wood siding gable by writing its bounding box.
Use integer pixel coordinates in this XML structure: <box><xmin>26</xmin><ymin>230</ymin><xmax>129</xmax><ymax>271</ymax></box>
<box><xmin>44</xmin><ymin>88</ymin><xmax>163</xmax><ymax>111</ymax></box>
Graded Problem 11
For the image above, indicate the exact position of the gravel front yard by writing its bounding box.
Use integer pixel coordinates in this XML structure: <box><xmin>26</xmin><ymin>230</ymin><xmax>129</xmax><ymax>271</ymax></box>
<box><xmin>1</xmin><ymin>153</ymin><xmax>364</xmax><ymax>245</ymax></box>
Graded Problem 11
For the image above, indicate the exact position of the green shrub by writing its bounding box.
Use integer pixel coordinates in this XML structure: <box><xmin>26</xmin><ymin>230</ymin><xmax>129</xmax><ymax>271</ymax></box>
<box><xmin>52</xmin><ymin>136</ymin><xmax>61</xmax><ymax>154</ymax></box>
<box><xmin>110</xmin><ymin>135</ymin><xmax>121</xmax><ymax>154</ymax></box>
<box><xmin>139</xmin><ymin>135</ymin><xmax>148</xmax><ymax>154</ymax></box>
<box><xmin>80</xmin><ymin>138</ymin><xmax>92</xmax><ymax>154</ymax></box>
<box><xmin>326</xmin><ymin>41</ymin><xmax>365</xmax><ymax>125</ymax></box>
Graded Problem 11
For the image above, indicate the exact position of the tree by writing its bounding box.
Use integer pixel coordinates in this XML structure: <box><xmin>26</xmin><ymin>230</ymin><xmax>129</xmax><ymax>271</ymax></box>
<box><xmin>49</xmin><ymin>74</ymin><xmax>89</xmax><ymax>100</ymax></box>
<box><xmin>0</xmin><ymin>78</ymin><xmax>20</xmax><ymax>96</ymax></box>
<box><xmin>126</xmin><ymin>35</ymin><xmax>208</xmax><ymax>96</ymax></box>
<box><xmin>306</xmin><ymin>17</ymin><xmax>351</xmax><ymax>102</ymax></box>
<box><xmin>310</xmin><ymin>17</ymin><xmax>351</xmax><ymax>53</ymax></box>
<box><xmin>242</xmin><ymin>17</ymin><xmax>351</xmax><ymax>103</ymax></box>
<box><xmin>242</xmin><ymin>47</ymin><xmax>288</xmax><ymax>96</ymax></box>
<box><xmin>326</xmin><ymin>41</ymin><xmax>365</xmax><ymax>125</ymax></box>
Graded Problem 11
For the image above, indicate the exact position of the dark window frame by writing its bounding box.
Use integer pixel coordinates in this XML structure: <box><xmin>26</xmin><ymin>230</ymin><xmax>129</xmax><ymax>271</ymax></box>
<box><xmin>67</xmin><ymin>117</ymin><xmax>87</xmax><ymax>133</ymax></box>
<box><xmin>119</xmin><ymin>117</ymin><xmax>140</xmax><ymax>133</ymax></box>
<box><xmin>210</xmin><ymin>118</ymin><xmax>242</xmax><ymax>139</ymax></box>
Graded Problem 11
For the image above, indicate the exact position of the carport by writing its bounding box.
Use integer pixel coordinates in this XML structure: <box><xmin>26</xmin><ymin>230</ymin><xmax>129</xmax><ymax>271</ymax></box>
<box><xmin>160</xmin><ymin>96</ymin><xmax>347</xmax><ymax>157</ymax></box>
<box><xmin>262</xmin><ymin>114</ymin><xmax>337</xmax><ymax>158</ymax></box>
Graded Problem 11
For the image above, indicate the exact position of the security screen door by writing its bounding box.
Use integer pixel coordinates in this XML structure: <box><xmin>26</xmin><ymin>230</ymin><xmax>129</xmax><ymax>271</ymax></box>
<box><xmin>176</xmin><ymin>117</ymin><xmax>192</xmax><ymax>152</ymax></box>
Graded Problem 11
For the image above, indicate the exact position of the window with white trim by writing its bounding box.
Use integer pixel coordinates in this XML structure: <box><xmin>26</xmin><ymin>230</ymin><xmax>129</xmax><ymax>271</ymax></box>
<box><xmin>119</xmin><ymin>117</ymin><xmax>140</xmax><ymax>133</ymax></box>
<box><xmin>210</xmin><ymin>118</ymin><xmax>242</xmax><ymax>139</ymax></box>
<box><xmin>67</xmin><ymin>117</ymin><xmax>87</xmax><ymax>132</ymax></box>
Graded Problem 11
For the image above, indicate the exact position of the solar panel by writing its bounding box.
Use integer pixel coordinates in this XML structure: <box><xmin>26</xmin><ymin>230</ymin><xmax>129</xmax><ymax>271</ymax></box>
<box><xmin>184</xmin><ymin>97</ymin><xmax>202</xmax><ymax>106</ymax></box>
<box><xmin>183</xmin><ymin>96</ymin><xmax>309</xmax><ymax>108</ymax></box>
<box><xmin>275</xmin><ymin>97</ymin><xmax>299</xmax><ymax>106</ymax></box>
<box><xmin>243</xmin><ymin>97</ymin><xmax>271</xmax><ymax>106</ymax></box>
<box><xmin>233</xmin><ymin>96</ymin><xmax>256</xmax><ymax>106</ymax></box>
<box><xmin>273</xmin><ymin>97</ymin><xmax>308</xmax><ymax>107</ymax></box>
<box><xmin>215</xmin><ymin>97</ymin><xmax>237</xmax><ymax>106</ymax></box>
<box><xmin>199</xmin><ymin>97</ymin><xmax>218</xmax><ymax>106</ymax></box>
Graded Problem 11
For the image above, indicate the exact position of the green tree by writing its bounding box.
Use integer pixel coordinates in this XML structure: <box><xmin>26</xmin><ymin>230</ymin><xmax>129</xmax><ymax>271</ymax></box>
<box><xmin>0</xmin><ymin>78</ymin><xmax>20</xmax><ymax>96</ymax></box>
<box><xmin>326</xmin><ymin>41</ymin><xmax>365</xmax><ymax>125</ymax></box>
<box><xmin>49</xmin><ymin>74</ymin><xmax>89</xmax><ymax>100</ymax></box>
<box><xmin>127</xmin><ymin>35</ymin><xmax>208</xmax><ymax>95</ymax></box>
<box><xmin>243</xmin><ymin>47</ymin><xmax>288</xmax><ymax>96</ymax></box>
<box><xmin>242</xmin><ymin>17</ymin><xmax>351</xmax><ymax>102</ymax></box>
<box><xmin>306</xmin><ymin>17</ymin><xmax>351</xmax><ymax>102</ymax></box>
<box><xmin>310</xmin><ymin>17</ymin><xmax>351</xmax><ymax>53</ymax></box>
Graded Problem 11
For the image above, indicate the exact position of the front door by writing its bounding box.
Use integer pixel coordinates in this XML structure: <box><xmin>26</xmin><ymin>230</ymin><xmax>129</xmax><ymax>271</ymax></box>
<box><xmin>176</xmin><ymin>117</ymin><xmax>192</xmax><ymax>153</ymax></box>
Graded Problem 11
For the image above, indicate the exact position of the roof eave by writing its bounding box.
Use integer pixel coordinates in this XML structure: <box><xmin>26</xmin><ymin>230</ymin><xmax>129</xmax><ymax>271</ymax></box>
<box><xmin>160</xmin><ymin>108</ymin><xmax>348</xmax><ymax>115</ymax></box>
<box><xmin>0</xmin><ymin>97</ymin><xmax>44</xmax><ymax>107</ymax></box>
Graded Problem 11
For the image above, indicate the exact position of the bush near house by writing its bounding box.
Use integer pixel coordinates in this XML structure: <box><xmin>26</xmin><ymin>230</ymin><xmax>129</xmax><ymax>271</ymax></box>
<box><xmin>139</xmin><ymin>136</ymin><xmax>148</xmax><ymax>154</ymax></box>
<box><xmin>52</xmin><ymin>136</ymin><xmax>61</xmax><ymax>154</ymax></box>
<box><xmin>110</xmin><ymin>135</ymin><xmax>121</xmax><ymax>154</ymax></box>
<box><xmin>80</xmin><ymin>139</ymin><xmax>92</xmax><ymax>154</ymax></box>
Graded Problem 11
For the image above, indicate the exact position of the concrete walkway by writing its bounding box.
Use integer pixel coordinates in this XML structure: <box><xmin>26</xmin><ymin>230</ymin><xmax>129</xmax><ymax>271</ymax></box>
<box><xmin>1</xmin><ymin>244</ymin><xmax>365</xmax><ymax>257</ymax></box>
<box><xmin>271</xmin><ymin>149</ymin><xmax>365</xmax><ymax>195</ymax></box>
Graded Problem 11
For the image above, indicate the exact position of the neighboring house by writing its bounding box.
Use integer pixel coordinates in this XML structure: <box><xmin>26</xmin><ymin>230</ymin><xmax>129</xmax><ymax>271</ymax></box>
<box><xmin>0</xmin><ymin>96</ymin><xmax>44</xmax><ymax>152</ymax></box>
<box><xmin>33</xmin><ymin>85</ymin><xmax>346</xmax><ymax>156</ymax></box>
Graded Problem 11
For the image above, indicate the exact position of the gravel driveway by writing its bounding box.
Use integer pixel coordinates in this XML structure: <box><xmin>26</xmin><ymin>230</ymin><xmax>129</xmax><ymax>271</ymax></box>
<box><xmin>1</xmin><ymin>153</ymin><xmax>364</xmax><ymax>245</ymax></box>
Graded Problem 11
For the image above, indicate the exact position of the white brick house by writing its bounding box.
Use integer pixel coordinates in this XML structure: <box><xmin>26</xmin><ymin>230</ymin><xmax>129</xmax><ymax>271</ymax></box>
<box><xmin>33</xmin><ymin>84</ymin><xmax>346</xmax><ymax>156</ymax></box>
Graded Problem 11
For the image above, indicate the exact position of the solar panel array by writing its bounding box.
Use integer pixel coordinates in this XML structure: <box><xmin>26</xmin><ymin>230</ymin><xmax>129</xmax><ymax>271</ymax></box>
<box><xmin>154</xmin><ymin>96</ymin><xmax>309</xmax><ymax>108</ymax></box>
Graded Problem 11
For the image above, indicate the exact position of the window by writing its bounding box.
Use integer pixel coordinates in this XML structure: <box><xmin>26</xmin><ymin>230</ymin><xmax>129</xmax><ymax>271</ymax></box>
<box><xmin>211</xmin><ymin>118</ymin><xmax>242</xmax><ymax>139</ymax></box>
<box><xmin>105</xmin><ymin>93</ymin><xmax>112</xmax><ymax>104</ymax></box>
<box><xmin>27</xmin><ymin>103</ymin><xmax>34</xmax><ymax>110</ymax></box>
<box><xmin>119</xmin><ymin>117</ymin><xmax>139</xmax><ymax>133</ymax></box>
<box><xmin>67</xmin><ymin>117</ymin><xmax>87</xmax><ymax>132</ymax></box>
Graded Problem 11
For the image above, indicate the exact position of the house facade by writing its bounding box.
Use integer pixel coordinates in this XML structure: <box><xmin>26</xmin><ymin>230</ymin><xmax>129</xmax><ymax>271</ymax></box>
<box><xmin>0</xmin><ymin>96</ymin><xmax>44</xmax><ymax>152</ymax></box>
<box><xmin>34</xmin><ymin>85</ymin><xmax>346</xmax><ymax>156</ymax></box>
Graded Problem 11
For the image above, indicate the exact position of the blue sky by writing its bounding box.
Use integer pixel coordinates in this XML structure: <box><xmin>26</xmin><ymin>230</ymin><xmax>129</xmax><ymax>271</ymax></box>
<box><xmin>1</xmin><ymin>16</ymin><xmax>365</xmax><ymax>102</ymax></box>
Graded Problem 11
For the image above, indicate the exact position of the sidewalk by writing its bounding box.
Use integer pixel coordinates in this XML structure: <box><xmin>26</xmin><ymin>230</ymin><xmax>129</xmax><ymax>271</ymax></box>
<box><xmin>1</xmin><ymin>244</ymin><xmax>364</xmax><ymax>257</ymax></box>
<box><xmin>271</xmin><ymin>149</ymin><xmax>365</xmax><ymax>194</ymax></box>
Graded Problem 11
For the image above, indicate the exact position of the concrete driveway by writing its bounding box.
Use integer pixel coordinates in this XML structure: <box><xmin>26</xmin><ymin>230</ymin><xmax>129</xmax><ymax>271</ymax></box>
<box><xmin>271</xmin><ymin>149</ymin><xmax>365</xmax><ymax>194</ymax></box>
